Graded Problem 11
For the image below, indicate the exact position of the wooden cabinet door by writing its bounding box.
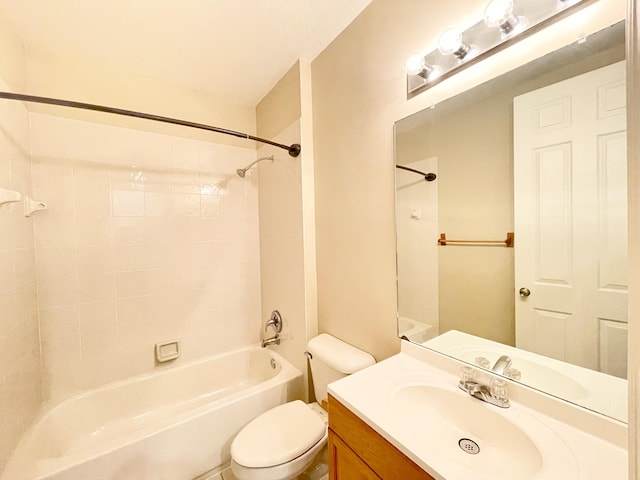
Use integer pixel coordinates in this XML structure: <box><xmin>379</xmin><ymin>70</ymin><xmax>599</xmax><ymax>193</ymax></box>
<box><xmin>328</xmin><ymin>429</ymin><xmax>381</xmax><ymax>480</ymax></box>
<box><xmin>328</xmin><ymin>395</ymin><xmax>435</xmax><ymax>480</ymax></box>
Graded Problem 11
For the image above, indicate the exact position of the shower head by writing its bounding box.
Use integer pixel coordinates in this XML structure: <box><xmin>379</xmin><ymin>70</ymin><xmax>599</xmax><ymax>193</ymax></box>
<box><xmin>236</xmin><ymin>155</ymin><xmax>275</xmax><ymax>178</ymax></box>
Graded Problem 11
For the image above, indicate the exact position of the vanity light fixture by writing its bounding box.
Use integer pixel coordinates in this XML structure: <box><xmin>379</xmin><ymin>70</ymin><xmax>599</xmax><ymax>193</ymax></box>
<box><xmin>438</xmin><ymin>28</ymin><xmax>471</xmax><ymax>60</ymax></box>
<box><xmin>406</xmin><ymin>0</ymin><xmax>592</xmax><ymax>98</ymax></box>
<box><xmin>484</xmin><ymin>0</ymin><xmax>522</xmax><ymax>36</ymax></box>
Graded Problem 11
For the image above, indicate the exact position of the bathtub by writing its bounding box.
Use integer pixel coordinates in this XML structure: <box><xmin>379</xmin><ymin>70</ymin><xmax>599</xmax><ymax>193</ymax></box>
<box><xmin>2</xmin><ymin>346</ymin><xmax>302</xmax><ymax>480</ymax></box>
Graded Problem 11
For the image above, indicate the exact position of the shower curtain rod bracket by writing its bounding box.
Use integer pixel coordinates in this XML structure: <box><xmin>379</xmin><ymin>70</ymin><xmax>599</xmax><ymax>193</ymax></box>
<box><xmin>288</xmin><ymin>144</ymin><xmax>301</xmax><ymax>157</ymax></box>
<box><xmin>0</xmin><ymin>91</ymin><xmax>302</xmax><ymax>158</ymax></box>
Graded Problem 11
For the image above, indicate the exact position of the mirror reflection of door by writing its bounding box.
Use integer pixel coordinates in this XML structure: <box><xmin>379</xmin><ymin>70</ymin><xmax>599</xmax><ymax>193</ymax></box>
<box><xmin>514</xmin><ymin>61</ymin><xmax>628</xmax><ymax>378</ymax></box>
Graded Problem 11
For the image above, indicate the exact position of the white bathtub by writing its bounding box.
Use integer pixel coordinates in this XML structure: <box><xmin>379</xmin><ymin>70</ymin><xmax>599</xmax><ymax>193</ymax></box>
<box><xmin>2</xmin><ymin>346</ymin><xmax>302</xmax><ymax>480</ymax></box>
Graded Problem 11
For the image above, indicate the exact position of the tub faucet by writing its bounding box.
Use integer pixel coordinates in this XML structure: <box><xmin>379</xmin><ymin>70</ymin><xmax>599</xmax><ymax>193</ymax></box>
<box><xmin>491</xmin><ymin>355</ymin><xmax>512</xmax><ymax>375</ymax></box>
<box><xmin>261</xmin><ymin>334</ymin><xmax>280</xmax><ymax>348</ymax></box>
<box><xmin>262</xmin><ymin>310</ymin><xmax>282</xmax><ymax>348</ymax></box>
<box><xmin>265</xmin><ymin>310</ymin><xmax>283</xmax><ymax>333</ymax></box>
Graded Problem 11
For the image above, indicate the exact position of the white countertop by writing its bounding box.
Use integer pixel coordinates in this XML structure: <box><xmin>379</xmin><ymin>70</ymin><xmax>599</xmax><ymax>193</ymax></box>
<box><xmin>328</xmin><ymin>341</ymin><xmax>627</xmax><ymax>480</ymax></box>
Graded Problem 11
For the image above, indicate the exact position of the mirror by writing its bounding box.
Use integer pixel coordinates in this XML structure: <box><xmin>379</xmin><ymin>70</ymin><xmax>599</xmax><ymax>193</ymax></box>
<box><xmin>395</xmin><ymin>20</ymin><xmax>628</xmax><ymax>422</ymax></box>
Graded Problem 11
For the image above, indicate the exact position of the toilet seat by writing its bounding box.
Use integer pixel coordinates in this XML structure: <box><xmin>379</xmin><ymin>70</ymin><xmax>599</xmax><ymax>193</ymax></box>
<box><xmin>231</xmin><ymin>400</ymin><xmax>326</xmax><ymax>468</ymax></box>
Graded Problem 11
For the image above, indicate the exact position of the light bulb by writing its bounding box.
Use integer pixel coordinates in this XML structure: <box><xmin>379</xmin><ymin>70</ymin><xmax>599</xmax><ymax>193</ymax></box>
<box><xmin>484</xmin><ymin>0</ymin><xmax>520</xmax><ymax>35</ymax></box>
<box><xmin>406</xmin><ymin>56</ymin><xmax>439</xmax><ymax>82</ymax></box>
<box><xmin>406</xmin><ymin>55</ymin><xmax>427</xmax><ymax>76</ymax></box>
<box><xmin>438</xmin><ymin>28</ymin><xmax>470</xmax><ymax>60</ymax></box>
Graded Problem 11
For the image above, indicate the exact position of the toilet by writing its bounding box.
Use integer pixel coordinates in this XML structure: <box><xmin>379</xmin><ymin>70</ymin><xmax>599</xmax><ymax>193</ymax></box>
<box><xmin>230</xmin><ymin>334</ymin><xmax>375</xmax><ymax>480</ymax></box>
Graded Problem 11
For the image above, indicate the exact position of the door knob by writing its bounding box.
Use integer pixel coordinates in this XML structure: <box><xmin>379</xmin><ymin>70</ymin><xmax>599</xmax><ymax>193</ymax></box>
<box><xmin>519</xmin><ymin>287</ymin><xmax>531</xmax><ymax>297</ymax></box>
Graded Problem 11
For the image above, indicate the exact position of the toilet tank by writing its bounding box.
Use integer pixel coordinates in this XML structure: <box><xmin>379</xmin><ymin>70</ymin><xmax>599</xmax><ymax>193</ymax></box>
<box><xmin>307</xmin><ymin>334</ymin><xmax>375</xmax><ymax>404</ymax></box>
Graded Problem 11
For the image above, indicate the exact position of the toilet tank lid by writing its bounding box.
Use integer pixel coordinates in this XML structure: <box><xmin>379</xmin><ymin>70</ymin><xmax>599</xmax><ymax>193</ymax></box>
<box><xmin>307</xmin><ymin>334</ymin><xmax>375</xmax><ymax>374</ymax></box>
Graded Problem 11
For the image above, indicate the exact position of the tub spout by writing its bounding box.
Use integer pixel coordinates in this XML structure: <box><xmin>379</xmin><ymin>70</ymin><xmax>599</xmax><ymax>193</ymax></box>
<box><xmin>261</xmin><ymin>334</ymin><xmax>280</xmax><ymax>348</ymax></box>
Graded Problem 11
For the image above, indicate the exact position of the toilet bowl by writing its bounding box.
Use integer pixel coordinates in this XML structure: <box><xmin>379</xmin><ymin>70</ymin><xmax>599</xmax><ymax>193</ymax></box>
<box><xmin>230</xmin><ymin>401</ymin><xmax>327</xmax><ymax>480</ymax></box>
<box><xmin>230</xmin><ymin>334</ymin><xmax>375</xmax><ymax>480</ymax></box>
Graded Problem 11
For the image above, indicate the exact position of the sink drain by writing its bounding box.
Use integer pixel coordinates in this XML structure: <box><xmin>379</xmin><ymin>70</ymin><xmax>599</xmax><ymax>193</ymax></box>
<box><xmin>458</xmin><ymin>438</ymin><xmax>480</xmax><ymax>455</ymax></box>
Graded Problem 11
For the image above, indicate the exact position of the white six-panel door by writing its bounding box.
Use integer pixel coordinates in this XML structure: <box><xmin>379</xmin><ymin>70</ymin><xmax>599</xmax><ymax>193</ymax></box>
<box><xmin>514</xmin><ymin>61</ymin><xmax>627</xmax><ymax>377</ymax></box>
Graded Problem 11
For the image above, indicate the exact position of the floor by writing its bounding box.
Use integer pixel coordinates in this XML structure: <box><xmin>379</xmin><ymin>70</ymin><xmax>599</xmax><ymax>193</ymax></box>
<box><xmin>192</xmin><ymin>466</ymin><xmax>233</xmax><ymax>480</ymax></box>
<box><xmin>196</xmin><ymin>445</ymin><xmax>329</xmax><ymax>480</ymax></box>
<box><xmin>197</xmin><ymin>466</ymin><xmax>328</xmax><ymax>480</ymax></box>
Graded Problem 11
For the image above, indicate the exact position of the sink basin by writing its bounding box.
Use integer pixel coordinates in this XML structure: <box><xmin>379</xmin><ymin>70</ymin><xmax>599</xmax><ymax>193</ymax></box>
<box><xmin>385</xmin><ymin>373</ymin><xmax>579</xmax><ymax>480</ymax></box>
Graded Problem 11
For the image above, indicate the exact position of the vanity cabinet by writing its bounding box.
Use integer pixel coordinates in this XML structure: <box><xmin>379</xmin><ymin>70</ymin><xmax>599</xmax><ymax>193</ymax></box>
<box><xmin>328</xmin><ymin>395</ymin><xmax>435</xmax><ymax>480</ymax></box>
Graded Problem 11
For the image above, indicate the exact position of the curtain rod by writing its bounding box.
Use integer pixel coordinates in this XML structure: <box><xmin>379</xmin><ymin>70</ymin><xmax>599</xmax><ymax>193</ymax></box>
<box><xmin>0</xmin><ymin>91</ymin><xmax>302</xmax><ymax>157</ymax></box>
<box><xmin>395</xmin><ymin>164</ymin><xmax>436</xmax><ymax>181</ymax></box>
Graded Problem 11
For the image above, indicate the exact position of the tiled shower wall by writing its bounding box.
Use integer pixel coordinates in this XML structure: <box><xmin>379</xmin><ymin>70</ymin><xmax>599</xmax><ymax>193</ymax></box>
<box><xmin>0</xmin><ymin>83</ymin><xmax>41</xmax><ymax>469</ymax></box>
<box><xmin>29</xmin><ymin>113</ymin><xmax>262</xmax><ymax>401</ymax></box>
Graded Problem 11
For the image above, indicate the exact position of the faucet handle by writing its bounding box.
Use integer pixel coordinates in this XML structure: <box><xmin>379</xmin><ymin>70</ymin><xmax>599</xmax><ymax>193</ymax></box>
<box><xmin>460</xmin><ymin>366</ymin><xmax>476</xmax><ymax>384</ymax></box>
<box><xmin>490</xmin><ymin>378</ymin><xmax>508</xmax><ymax>403</ymax></box>
<box><xmin>503</xmin><ymin>367</ymin><xmax>522</xmax><ymax>381</ymax></box>
<box><xmin>264</xmin><ymin>310</ymin><xmax>283</xmax><ymax>333</ymax></box>
<box><xmin>474</xmin><ymin>356</ymin><xmax>491</xmax><ymax>369</ymax></box>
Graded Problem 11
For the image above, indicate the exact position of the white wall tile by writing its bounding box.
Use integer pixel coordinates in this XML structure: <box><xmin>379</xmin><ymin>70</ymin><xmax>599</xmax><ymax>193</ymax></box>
<box><xmin>0</xmin><ymin>74</ymin><xmax>41</xmax><ymax>470</ymax></box>
<box><xmin>77</xmin><ymin>272</ymin><xmax>116</xmax><ymax>304</ymax></box>
<box><xmin>30</xmin><ymin>113</ymin><xmax>261</xmax><ymax>400</ymax></box>
<box><xmin>112</xmin><ymin>190</ymin><xmax>145</xmax><ymax>217</ymax></box>
<box><xmin>75</xmin><ymin>217</ymin><xmax>113</xmax><ymax>246</ymax></box>
<box><xmin>113</xmin><ymin>217</ymin><xmax>147</xmax><ymax>244</ymax></box>
<box><xmin>144</xmin><ymin>192</ymin><xmax>171</xmax><ymax>217</ymax></box>
<box><xmin>77</xmin><ymin>246</ymin><xmax>115</xmax><ymax>274</ymax></box>
<box><xmin>36</xmin><ymin>247</ymin><xmax>77</xmax><ymax>277</ymax></box>
<box><xmin>37</xmin><ymin>274</ymin><xmax>79</xmax><ymax>309</ymax></box>
<box><xmin>78</xmin><ymin>301</ymin><xmax>117</xmax><ymax>334</ymax></box>
<box><xmin>39</xmin><ymin>305</ymin><xmax>80</xmax><ymax>337</ymax></box>
<box><xmin>116</xmin><ymin>270</ymin><xmax>149</xmax><ymax>299</ymax></box>
<box><xmin>114</xmin><ymin>244</ymin><xmax>148</xmax><ymax>271</ymax></box>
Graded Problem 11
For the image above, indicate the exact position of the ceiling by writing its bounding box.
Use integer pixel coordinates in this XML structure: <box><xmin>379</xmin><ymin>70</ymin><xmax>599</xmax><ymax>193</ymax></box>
<box><xmin>0</xmin><ymin>0</ymin><xmax>372</xmax><ymax>106</ymax></box>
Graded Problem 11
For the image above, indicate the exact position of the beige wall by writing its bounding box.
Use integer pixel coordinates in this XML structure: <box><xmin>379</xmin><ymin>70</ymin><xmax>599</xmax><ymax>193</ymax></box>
<box><xmin>25</xmin><ymin>52</ymin><xmax>256</xmax><ymax>148</ymax></box>
<box><xmin>256</xmin><ymin>61</ymin><xmax>318</xmax><ymax>400</ymax></box>
<box><xmin>0</xmin><ymin>12</ymin><xmax>42</xmax><ymax>470</ymax></box>
<box><xmin>312</xmin><ymin>0</ymin><xmax>627</xmax><ymax>361</ymax></box>
<box><xmin>256</xmin><ymin>62</ymin><xmax>301</xmax><ymax>140</ymax></box>
<box><xmin>312</xmin><ymin>0</ymin><xmax>502</xmax><ymax>361</ymax></box>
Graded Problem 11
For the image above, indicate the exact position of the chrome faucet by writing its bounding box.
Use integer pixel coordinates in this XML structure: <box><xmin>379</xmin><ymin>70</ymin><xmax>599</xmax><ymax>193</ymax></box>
<box><xmin>261</xmin><ymin>310</ymin><xmax>283</xmax><ymax>348</ymax></box>
<box><xmin>491</xmin><ymin>355</ymin><xmax>512</xmax><ymax>375</ymax></box>
<box><xmin>459</xmin><ymin>367</ymin><xmax>509</xmax><ymax>408</ymax></box>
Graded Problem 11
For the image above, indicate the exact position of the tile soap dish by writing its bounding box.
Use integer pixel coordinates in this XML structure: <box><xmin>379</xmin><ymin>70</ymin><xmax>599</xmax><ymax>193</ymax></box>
<box><xmin>155</xmin><ymin>339</ymin><xmax>181</xmax><ymax>363</ymax></box>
